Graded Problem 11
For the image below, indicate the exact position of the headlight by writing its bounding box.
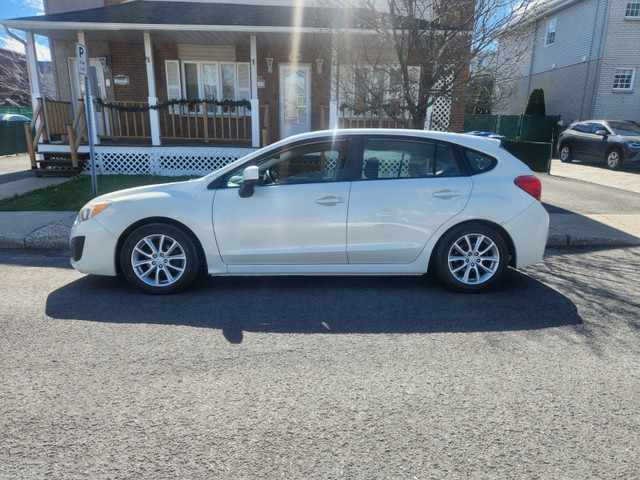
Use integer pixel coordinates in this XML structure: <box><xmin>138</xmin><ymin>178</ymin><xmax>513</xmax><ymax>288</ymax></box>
<box><xmin>628</xmin><ymin>142</ymin><xmax>640</xmax><ymax>149</ymax></box>
<box><xmin>75</xmin><ymin>202</ymin><xmax>111</xmax><ymax>225</ymax></box>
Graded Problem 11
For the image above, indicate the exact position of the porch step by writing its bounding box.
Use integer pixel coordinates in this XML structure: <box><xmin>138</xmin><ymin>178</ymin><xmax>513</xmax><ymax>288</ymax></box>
<box><xmin>35</xmin><ymin>155</ymin><xmax>87</xmax><ymax>177</ymax></box>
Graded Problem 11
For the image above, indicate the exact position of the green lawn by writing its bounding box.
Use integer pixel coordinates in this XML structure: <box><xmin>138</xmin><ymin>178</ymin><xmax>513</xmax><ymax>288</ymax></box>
<box><xmin>0</xmin><ymin>175</ymin><xmax>196</xmax><ymax>211</ymax></box>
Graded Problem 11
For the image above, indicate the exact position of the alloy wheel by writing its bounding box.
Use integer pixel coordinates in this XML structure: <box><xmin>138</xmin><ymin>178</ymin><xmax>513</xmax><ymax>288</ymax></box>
<box><xmin>606</xmin><ymin>150</ymin><xmax>620</xmax><ymax>169</ymax></box>
<box><xmin>447</xmin><ymin>233</ymin><xmax>500</xmax><ymax>285</ymax></box>
<box><xmin>130</xmin><ymin>234</ymin><xmax>187</xmax><ymax>287</ymax></box>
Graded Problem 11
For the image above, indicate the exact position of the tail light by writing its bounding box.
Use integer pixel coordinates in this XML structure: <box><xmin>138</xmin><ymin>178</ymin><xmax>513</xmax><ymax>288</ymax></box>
<box><xmin>514</xmin><ymin>175</ymin><xmax>541</xmax><ymax>201</ymax></box>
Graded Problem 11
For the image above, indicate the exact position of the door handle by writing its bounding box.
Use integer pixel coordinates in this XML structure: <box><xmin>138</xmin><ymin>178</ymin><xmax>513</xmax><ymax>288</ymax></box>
<box><xmin>432</xmin><ymin>189</ymin><xmax>462</xmax><ymax>199</ymax></box>
<box><xmin>316</xmin><ymin>195</ymin><xmax>345</xmax><ymax>205</ymax></box>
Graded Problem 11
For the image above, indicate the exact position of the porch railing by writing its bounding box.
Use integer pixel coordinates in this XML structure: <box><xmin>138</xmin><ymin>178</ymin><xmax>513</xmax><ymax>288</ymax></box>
<box><xmin>97</xmin><ymin>101</ymin><xmax>151</xmax><ymax>140</ymax></box>
<box><xmin>159</xmin><ymin>102</ymin><xmax>251</xmax><ymax>143</ymax></box>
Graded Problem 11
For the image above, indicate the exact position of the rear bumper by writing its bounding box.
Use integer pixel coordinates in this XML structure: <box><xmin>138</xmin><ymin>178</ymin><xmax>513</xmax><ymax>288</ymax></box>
<box><xmin>504</xmin><ymin>201</ymin><xmax>549</xmax><ymax>268</ymax></box>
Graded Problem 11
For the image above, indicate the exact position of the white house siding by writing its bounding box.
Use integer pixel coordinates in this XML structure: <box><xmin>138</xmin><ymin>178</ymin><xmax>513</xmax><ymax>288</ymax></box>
<box><xmin>495</xmin><ymin>0</ymin><xmax>611</xmax><ymax>121</ymax></box>
<box><xmin>592</xmin><ymin>0</ymin><xmax>640</xmax><ymax>121</ymax></box>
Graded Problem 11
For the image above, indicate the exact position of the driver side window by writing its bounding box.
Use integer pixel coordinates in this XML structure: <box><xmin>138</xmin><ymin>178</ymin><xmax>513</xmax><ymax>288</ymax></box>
<box><xmin>226</xmin><ymin>140</ymin><xmax>349</xmax><ymax>187</ymax></box>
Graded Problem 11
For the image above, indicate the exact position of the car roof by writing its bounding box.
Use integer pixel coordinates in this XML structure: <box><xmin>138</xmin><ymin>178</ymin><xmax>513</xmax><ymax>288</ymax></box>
<box><xmin>279</xmin><ymin>128</ymin><xmax>504</xmax><ymax>156</ymax></box>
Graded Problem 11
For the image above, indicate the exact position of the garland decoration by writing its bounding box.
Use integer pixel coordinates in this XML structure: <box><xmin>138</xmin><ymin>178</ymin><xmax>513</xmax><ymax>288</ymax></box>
<box><xmin>95</xmin><ymin>98</ymin><xmax>251</xmax><ymax>112</ymax></box>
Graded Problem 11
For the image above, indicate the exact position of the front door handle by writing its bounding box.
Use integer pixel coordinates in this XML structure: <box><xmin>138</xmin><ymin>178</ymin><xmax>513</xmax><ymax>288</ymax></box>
<box><xmin>432</xmin><ymin>189</ymin><xmax>462</xmax><ymax>199</ymax></box>
<box><xmin>316</xmin><ymin>195</ymin><xmax>345</xmax><ymax>205</ymax></box>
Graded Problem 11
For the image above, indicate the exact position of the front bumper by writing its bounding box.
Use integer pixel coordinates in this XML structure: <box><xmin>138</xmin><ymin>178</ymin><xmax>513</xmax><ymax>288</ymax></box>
<box><xmin>70</xmin><ymin>217</ymin><xmax>119</xmax><ymax>276</ymax></box>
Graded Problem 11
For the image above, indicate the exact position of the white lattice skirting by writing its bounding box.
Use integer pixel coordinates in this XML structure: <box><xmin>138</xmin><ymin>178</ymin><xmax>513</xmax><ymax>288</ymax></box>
<box><xmin>82</xmin><ymin>146</ymin><xmax>257</xmax><ymax>176</ymax></box>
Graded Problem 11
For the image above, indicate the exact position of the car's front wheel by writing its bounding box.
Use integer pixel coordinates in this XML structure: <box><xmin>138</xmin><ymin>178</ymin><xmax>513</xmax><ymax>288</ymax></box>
<box><xmin>559</xmin><ymin>143</ymin><xmax>572</xmax><ymax>163</ymax></box>
<box><xmin>605</xmin><ymin>148</ymin><xmax>622</xmax><ymax>170</ymax></box>
<box><xmin>434</xmin><ymin>223</ymin><xmax>509</xmax><ymax>293</ymax></box>
<box><xmin>121</xmin><ymin>223</ymin><xmax>200</xmax><ymax>294</ymax></box>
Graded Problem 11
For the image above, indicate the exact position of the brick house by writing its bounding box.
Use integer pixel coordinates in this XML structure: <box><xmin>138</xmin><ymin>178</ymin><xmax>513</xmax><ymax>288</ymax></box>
<box><xmin>2</xmin><ymin>0</ymin><xmax>469</xmax><ymax>175</ymax></box>
<box><xmin>494</xmin><ymin>0</ymin><xmax>640</xmax><ymax>124</ymax></box>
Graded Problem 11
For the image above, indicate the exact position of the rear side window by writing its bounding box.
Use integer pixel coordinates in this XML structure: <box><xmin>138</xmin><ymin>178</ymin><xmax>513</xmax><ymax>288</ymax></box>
<box><xmin>573</xmin><ymin>123</ymin><xmax>591</xmax><ymax>133</ymax></box>
<box><xmin>463</xmin><ymin>148</ymin><xmax>497</xmax><ymax>174</ymax></box>
<box><xmin>360</xmin><ymin>137</ymin><xmax>462</xmax><ymax>180</ymax></box>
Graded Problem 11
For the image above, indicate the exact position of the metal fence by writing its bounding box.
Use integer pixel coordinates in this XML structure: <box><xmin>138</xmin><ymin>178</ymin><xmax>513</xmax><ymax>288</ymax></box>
<box><xmin>0</xmin><ymin>121</ymin><xmax>29</xmax><ymax>156</ymax></box>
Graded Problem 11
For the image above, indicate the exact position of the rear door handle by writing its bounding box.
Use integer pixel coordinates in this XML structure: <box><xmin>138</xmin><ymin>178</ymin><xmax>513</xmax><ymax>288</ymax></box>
<box><xmin>316</xmin><ymin>195</ymin><xmax>345</xmax><ymax>205</ymax></box>
<box><xmin>432</xmin><ymin>189</ymin><xmax>462</xmax><ymax>199</ymax></box>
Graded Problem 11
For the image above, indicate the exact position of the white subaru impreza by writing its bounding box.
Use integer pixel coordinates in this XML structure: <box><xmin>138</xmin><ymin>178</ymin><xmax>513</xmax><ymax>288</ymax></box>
<box><xmin>70</xmin><ymin>129</ymin><xmax>548</xmax><ymax>294</ymax></box>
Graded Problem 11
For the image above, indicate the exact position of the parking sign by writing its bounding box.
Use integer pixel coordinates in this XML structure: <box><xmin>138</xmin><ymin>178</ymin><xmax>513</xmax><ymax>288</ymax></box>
<box><xmin>76</xmin><ymin>43</ymin><xmax>88</xmax><ymax>76</ymax></box>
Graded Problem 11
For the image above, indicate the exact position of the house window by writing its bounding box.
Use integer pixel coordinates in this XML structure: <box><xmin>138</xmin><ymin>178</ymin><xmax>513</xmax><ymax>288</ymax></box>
<box><xmin>613</xmin><ymin>68</ymin><xmax>635</xmax><ymax>91</ymax></box>
<box><xmin>545</xmin><ymin>18</ymin><xmax>557</xmax><ymax>46</ymax></box>
<box><xmin>625</xmin><ymin>2</ymin><xmax>640</xmax><ymax>17</ymax></box>
<box><xmin>165</xmin><ymin>60</ymin><xmax>250</xmax><ymax>103</ymax></box>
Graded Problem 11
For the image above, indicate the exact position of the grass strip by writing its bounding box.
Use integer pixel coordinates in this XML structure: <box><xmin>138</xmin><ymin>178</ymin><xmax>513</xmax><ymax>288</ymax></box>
<box><xmin>0</xmin><ymin>174</ymin><xmax>195</xmax><ymax>211</ymax></box>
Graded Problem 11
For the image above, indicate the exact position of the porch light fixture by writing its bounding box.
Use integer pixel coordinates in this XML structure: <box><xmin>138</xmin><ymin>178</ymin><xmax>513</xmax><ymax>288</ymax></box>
<box><xmin>315</xmin><ymin>58</ymin><xmax>324</xmax><ymax>74</ymax></box>
<box><xmin>266</xmin><ymin>55</ymin><xmax>274</xmax><ymax>74</ymax></box>
<box><xmin>97</xmin><ymin>56</ymin><xmax>110</xmax><ymax>72</ymax></box>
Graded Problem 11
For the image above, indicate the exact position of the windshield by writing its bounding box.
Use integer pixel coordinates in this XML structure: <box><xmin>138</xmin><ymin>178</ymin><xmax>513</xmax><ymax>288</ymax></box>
<box><xmin>607</xmin><ymin>121</ymin><xmax>640</xmax><ymax>136</ymax></box>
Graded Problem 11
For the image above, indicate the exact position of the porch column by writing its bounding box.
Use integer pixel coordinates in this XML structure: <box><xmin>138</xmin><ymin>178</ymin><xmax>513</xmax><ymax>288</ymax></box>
<box><xmin>329</xmin><ymin>40</ymin><xmax>339</xmax><ymax>129</ymax></box>
<box><xmin>144</xmin><ymin>32</ymin><xmax>162</xmax><ymax>146</ymax></box>
<box><xmin>24</xmin><ymin>31</ymin><xmax>42</xmax><ymax>113</ymax></box>
<box><xmin>250</xmin><ymin>35</ymin><xmax>260</xmax><ymax>148</ymax></box>
<box><xmin>77</xmin><ymin>31</ymin><xmax>100</xmax><ymax>145</ymax></box>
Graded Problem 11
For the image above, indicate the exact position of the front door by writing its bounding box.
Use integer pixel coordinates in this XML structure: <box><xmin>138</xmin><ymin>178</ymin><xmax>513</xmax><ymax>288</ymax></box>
<box><xmin>68</xmin><ymin>58</ymin><xmax>107</xmax><ymax>135</ymax></box>
<box><xmin>279</xmin><ymin>64</ymin><xmax>311</xmax><ymax>139</ymax></box>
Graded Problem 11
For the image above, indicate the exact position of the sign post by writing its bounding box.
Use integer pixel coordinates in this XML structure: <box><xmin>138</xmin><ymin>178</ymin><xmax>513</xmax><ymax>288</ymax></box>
<box><xmin>76</xmin><ymin>43</ymin><xmax>98</xmax><ymax>197</ymax></box>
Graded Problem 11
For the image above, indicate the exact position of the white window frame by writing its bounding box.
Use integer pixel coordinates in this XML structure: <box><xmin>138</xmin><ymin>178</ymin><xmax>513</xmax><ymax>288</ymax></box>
<box><xmin>177</xmin><ymin>60</ymin><xmax>251</xmax><ymax>115</ymax></box>
<box><xmin>613</xmin><ymin>67</ymin><xmax>636</xmax><ymax>92</ymax></box>
<box><xmin>545</xmin><ymin>18</ymin><xmax>557</xmax><ymax>46</ymax></box>
<box><xmin>625</xmin><ymin>2</ymin><xmax>640</xmax><ymax>18</ymax></box>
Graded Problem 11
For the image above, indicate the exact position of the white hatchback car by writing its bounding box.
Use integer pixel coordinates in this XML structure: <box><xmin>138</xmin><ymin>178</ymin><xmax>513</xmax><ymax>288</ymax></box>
<box><xmin>70</xmin><ymin>129</ymin><xmax>548</xmax><ymax>294</ymax></box>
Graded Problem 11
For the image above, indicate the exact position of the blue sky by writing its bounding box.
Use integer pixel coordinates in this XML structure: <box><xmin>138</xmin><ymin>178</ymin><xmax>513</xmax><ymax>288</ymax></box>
<box><xmin>1</xmin><ymin>0</ymin><xmax>51</xmax><ymax>61</ymax></box>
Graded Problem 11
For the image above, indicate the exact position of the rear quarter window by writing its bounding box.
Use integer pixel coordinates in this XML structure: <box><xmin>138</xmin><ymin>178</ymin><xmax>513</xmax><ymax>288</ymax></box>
<box><xmin>462</xmin><ymin>148</ymin><xmax>497</xmax><ymax>174</ymax></box>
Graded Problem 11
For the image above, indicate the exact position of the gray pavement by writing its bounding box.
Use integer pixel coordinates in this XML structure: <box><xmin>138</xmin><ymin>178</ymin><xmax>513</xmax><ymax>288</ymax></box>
<box><xmin>0</xmin><ymin>154</ymin><xmax>638</xmax><ymax>250</ymax></box>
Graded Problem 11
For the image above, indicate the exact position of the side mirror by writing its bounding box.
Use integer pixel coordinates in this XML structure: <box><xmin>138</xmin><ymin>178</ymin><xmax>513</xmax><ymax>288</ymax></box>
<box><xmin>238</xmin><ymin>165</ymin><xmax>259</xmax><ymax>198</ymax></box>
<box><xmin>595</xmin><ymin>129</ymin><xmax>608</xmax><ymax>136</ymax></box>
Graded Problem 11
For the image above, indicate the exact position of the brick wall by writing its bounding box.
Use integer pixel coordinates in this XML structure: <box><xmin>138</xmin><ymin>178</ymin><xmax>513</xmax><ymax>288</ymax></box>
<box><xmin>109</xmin><ymin>43</ymin><xmax>148</xmax><ymax>102</ymax></box>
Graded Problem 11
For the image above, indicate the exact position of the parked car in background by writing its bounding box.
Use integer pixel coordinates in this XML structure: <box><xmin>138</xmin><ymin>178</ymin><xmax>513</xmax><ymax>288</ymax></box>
<box><xmin>70</xmin><ymin>129</ymin><xmax>548</xmax><ymax>294</ymax></box>
<box><xmin>0</xmin><ymin>114</ymin><xmax>31</xmax><ymax>122</ymax></box>
<box><xmin>558</xmin><ymin>120</ymin><xmax>640</xmax><ymax>169</ymax></box>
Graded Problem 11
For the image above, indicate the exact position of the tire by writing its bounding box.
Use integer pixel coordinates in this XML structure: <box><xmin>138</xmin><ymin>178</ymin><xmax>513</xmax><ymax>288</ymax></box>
<box><xmin>605</xmin><ymin>148</ymin><xmax>622</xmax><ymax>170</ymax></box>
<box><xmin>434</xmin><ymin>223</ymin><xmax>509</xmax><ymax>293</ymax></box>
<box><xmin>559</xmin><ymin>143</ymin><xmax>572</xmax><ymax>163</ymax></box>
<box><xmin>120</xmin><ymin>223</ymin><xmax>200</xmax><ymax>294</ymax></box>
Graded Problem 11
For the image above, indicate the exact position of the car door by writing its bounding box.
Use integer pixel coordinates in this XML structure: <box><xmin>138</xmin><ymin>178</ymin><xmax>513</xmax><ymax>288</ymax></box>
<box><xmin>347</xmin><ymin>136</ymin><xmax>473</xmax><ymax>264</ymax></box>
<box><xmin>570</xmin><ymin>123</ymin><xmax>592</xmax><ymax>157</ymax></box>
<box><xmin>588</xmin><ymin>122</ymin><xmax>612</xmax><ymax>160</ymax></box>
<box><xmin>212</xmin><ymin>137</ymin><xmax>352</xmax><ymax>265</ymax></box>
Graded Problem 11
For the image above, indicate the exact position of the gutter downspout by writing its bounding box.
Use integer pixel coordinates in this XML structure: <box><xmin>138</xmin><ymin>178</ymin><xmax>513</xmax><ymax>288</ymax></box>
<box><xmin>587</xmin><ymin>0</ymin><xmax>610</xmax><ymax>119</ymax></box>
<box><xmin>580</xmin><ymin>0</ymin><xmax>601</xmax><ymax>121</ymax></box>
<box><xmin>3</xmin><ymin>25</ymin><xmax>25</xmax><ymax>47</ymax></box>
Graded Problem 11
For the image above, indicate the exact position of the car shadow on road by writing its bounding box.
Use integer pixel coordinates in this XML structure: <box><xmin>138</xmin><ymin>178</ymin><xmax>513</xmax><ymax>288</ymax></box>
<box><xmin>46</xmin><ymin>269</ymin><xmax>582</xmax><ymax>343</ymax></box>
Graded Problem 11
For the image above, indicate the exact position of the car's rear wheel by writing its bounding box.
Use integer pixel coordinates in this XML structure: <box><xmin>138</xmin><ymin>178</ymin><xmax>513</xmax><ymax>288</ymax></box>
<box><xmin>605</xmin><ymin>148</ymin><xmax>622</xmax><ymax>170</ymax></box>
<box><xmin>559</xmin><ymin>143</ymin><xmax>572</xmax><ymax>163</ymax></box>
<box><xmin>434</xmin><ymin>223</ymin><xmax>509</xmax><ymax>293</ymax></box>
<box><xmin>121</xmin><ymin>223</ymin><xmax>200</xmax><ymax>294</ymax></box>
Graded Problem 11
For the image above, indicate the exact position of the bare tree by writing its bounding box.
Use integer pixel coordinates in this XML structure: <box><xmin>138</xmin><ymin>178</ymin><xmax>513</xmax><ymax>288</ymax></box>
<box><xmin>0</xmin><ymin>46</ymin><xmax>55</xmax><ymax>107</ymax></box>
<box><xmin>317</xmin><ymin>0</ymin><xmax>534</xmax><ymax>129</ymax></box>
<box><xmin>0</xmin><ymin>47</ymin><xmax>31</xmax><ymax>106</ymax></box>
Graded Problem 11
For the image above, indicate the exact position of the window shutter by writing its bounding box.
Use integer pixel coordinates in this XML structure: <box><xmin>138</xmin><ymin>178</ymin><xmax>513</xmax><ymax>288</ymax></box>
<box><xmin>408</xmin><ymin>66</ymin><xmax>421</xmax><ymax>104</ymax></box>
<box><xmin>236</xmin><ymin>62</ymin><xmax>251</xmax><ymax>100</ymax></box>
<box><xmin>165</xmin><ymin>60</ymin><xmax>182</xmax><ymax>100</ymax></box>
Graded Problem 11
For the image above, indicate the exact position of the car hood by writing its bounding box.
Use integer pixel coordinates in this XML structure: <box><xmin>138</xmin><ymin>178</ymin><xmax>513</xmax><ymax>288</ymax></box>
<box><xmin>87</xmin><ymin>179</ymin><xmax>202</xmax><ymax>207</ymax></box>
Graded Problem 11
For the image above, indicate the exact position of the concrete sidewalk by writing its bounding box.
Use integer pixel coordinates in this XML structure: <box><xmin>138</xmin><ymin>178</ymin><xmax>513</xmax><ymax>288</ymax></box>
<box><xmin>0</xmin><ymin>210</ymin><xmax>639</xmax><ymax>251</ymax></box>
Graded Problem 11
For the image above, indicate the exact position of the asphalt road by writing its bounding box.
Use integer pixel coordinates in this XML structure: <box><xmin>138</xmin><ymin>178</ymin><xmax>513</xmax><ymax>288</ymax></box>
<box><xmin>1</xmin><ymin>248</ymin><xmax>638</xmax><ymax>479</ymax></box>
